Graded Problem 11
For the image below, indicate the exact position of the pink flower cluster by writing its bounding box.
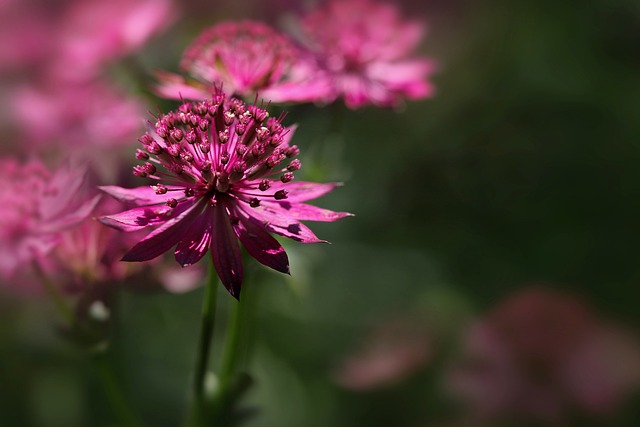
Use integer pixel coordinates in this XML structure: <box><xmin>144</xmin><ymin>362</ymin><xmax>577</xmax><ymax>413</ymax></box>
<box><xmin>448</xmin><ymin>287</ymin><xmax>640</xmax><ymax>424</ymax></box>
<box><xmin>0</xmin><ymin>0</ymin><xmax>176</xmax><ymax>293</ymax></box>
<box><xmin>157</xmin><ymin>0</ymin><xmax>434</xmax><ymax>108</ymax></box>
<box><xmin>1</xmin><ymin>0</ymin><xmax>175</xmax><ymax>159</ymax></box>
<box><xmin>100</xmin><ymin>92</ymin><xmax>351</xmax><ymax>298</ymax></box>
<box><xmin>0</xmin><ymin>159</ymin><xmax>99</xmax><ymax>281</ymax></box>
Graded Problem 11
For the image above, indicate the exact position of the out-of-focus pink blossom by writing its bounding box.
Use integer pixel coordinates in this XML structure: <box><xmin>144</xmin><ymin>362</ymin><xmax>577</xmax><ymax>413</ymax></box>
<box><xmin>39</xmin><ymin>198</ymin><xmax>146</xmax><ymax>291</ymax></box>
<box><xmin>447</xmin><ymin>287</ymin><xmax>640</xmax><ymax>424</ymax></box>
<box><xmin>155</xmin><ymin>21</ymin><xmax>331</xmax><ymax>104</ymax></box>
<box><xmin>299</xmin><ymin>0</ymin><xmax>436</xmax><ymax>108</ymax></box>
<box><xmin>99</xmin><ymin>91</ymin><xmax>351</xmax><ymax>298</ymax></box>
<box><xmin>334</xmin><ymin>317</ymin><xmax>432</xmax><ymax>390</ymax></box>
<box><xmin>0</xmin><ymin>158</ymin><xmax>100</xmax><ymax>281</ymax></box>
<box><xmin>0</xmin><ymin>0</ymin><xmax>56</xmax><ymax>73</ymax></box>
<box><xmin>11</xmin><ymin>79</ymin><xmax>144</xmax><ymax>153</ymax></box>
<box><xmin>53</xmin><ymin>0</ymin><xmax>175</xmax><ymax>81</ymax></box>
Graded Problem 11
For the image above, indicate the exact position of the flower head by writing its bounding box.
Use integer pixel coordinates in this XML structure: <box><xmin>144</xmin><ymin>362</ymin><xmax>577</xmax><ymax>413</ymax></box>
<box><xmin>12</xmin><ymin>79</ymin><xmax>144</xmax><ymax>153</ymax></box>
<box><xmin>447</xmin><ymin>287</ymin><xmax>640</xmax><ymax>423</ymax></box>
<box><xmin>300</xmin><ymin>0</ymin><xmax>436</xmax><ymax>108</ymax></box>
<box><xmin>53</xmin><ymin>0</ymin><xmax>175</xmax><ymax>82</ymax></box>
<box><xmin>155</xmin><ymin>20</ymin><xmax>330</xmax><ymax>104</ymax></box>
<box><xmin>0</xmin><ymin>158</ymin><xmax>100</xmax><ymax>280</ymax></box>
<box><xmin>100</xmin><ymin>92</ymin><xmax>351</xmax><ymax>298</ymax></box>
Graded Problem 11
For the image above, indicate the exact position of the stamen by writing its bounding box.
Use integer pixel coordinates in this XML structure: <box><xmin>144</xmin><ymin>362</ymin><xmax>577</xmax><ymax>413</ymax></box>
<box><xmin>274</xmin><ymin>190</ymin><xmax>288</xmax><ymax>200</ymax></box>
<box><xmin>280</xmin><ymin>172</ymin><xmax>294</xmax><ymax>183</ymax></box>
<box><xmin>259</xmin><ymin>179</ymin><xmax>271</xmax><ymax>191</ymax></box>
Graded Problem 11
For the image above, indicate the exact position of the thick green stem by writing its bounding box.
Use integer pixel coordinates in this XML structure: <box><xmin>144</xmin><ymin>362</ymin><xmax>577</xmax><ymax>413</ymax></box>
<box><xmin>212</xmin><ymin>284</ymin><xmax>251</xmax><ymax>422</ymax></box>
<box><xmin>217</xmin><ymin>296</ymin><xmax>243</xmax><ymax>395</ymax></box>
<box><xmin>188</xmin><ymin>264</ymin><xmax>219</xmax><ymax>426</ymax></box>
<box><xmin>94</xmin><ymin>355</ymin><xmax>144</xmax><ymax>427</ymax></box>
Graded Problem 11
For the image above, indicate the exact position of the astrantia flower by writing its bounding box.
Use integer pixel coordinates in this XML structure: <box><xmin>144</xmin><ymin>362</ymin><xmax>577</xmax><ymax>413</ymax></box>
<box><xmin>12</xmin><ymin>79</ymin><xmax>143</xmax><ymax>150</ymax></box>
<box><xmin>447</xmin><ymin>287</ymin><xmax>640</xmax><ymax>423</ymax></box>
<box><xmin>0</xmin><ymin>158</ymin><xmax>100</xmax><ymax>280</ymax></box>
<box><xmin>155</xmin><ymin>20</ymin><xmax>330</xmax><ymax>104</ymax></box>
<box><xmin>53</xmin><ymin>0</ymin><xmax>175</xmax><ymax>82</ymax></box>
<box><xmin>299</xmin><ymin>0</ymin><xmax>436</xmax><ymax>108</ymax></box>
<box><xmin>99</xmin><ymin>92</ymin><xmax>350</xmax><ymax>298</ymax></box>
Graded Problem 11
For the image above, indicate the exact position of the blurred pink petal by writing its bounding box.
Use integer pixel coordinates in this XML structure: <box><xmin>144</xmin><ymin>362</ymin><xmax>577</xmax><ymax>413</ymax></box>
<box><xmin>335</xmin><ymin>318</ymin><xmax>433</xmax><ymax>390</ymax></box>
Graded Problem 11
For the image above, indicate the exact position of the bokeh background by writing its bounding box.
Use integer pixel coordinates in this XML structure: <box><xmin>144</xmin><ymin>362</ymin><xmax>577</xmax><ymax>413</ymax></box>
<box><xmin>1</xmin><ymin>0</ymin><xmax>639</xmax><ymax>426</ymax></box>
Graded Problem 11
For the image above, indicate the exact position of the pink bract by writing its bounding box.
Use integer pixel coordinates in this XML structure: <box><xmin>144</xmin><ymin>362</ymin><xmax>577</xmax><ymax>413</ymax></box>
<box><xmin>155</xmin><ymin>20</ymin><xmax>331</xmax><ymax>104</ymax></box>
<box><xmin>300</xmin><ymin>0</ymin><xmax>436</xmax><ymax>108</ymax></box>
<box><xmin>99</xmin><ymin>92</ymin><xmax>351</xmax><ymax>298</ymax></box>
<box><xmin>0</xmin><ymin>158</ymin><xmax>100</xmax><ymax>281</ymax></box>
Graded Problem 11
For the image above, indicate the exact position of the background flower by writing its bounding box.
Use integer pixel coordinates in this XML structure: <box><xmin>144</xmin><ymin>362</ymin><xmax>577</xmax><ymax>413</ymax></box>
<box><xmin>155</xmin><ymin>20</ymin><xmax>331</xmax><ymax>104</ymax></box>
<box><xmin>298</xmin><ymin>0</ymin><xmax>436</xmax><ymax>108</ymax></box>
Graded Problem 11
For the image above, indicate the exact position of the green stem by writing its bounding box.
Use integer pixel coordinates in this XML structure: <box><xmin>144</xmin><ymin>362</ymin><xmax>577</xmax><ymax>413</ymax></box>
<box><xmin>32</xmin><ymin>261</ymin><xmax>74</xmax><ymax>326</ymax></box>
<box><xmin>94</xmin><ymin>355</ymin><xmax>144</xmax><ymax>427</ymax></box>
<box><xmin>188</xmin><ymin>264</ymin><xmax>219</xmax><ymax>425</ymax></box>
<box><xmin>218</xmin><ymin>296</ymin><xmax>243</xmax><ymax>395</ymax></box>
<box><xmin>213</xmin><ymin>285</ymin><xmax>250</xmax><ymax>421</ymax></box>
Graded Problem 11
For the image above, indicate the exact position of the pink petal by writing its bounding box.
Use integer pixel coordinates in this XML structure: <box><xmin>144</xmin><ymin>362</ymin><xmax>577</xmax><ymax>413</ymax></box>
<box><xmin>99</xmin><ymin>185</ymin><xmax>176</xmax><ymax>206</ymax></box>
<box><xmin>239</xmin><ymin>204</ymin><xmax>326</xmax><ymax>244</ymax></box>
<box><xmin>261</xmin><ymin>80</ymin><xmax>334</xmax><ymax>104</ymax></box>
<box><xmin>39</xmin><ymin>162</ymin><xmax>89</xmax><ymax>221</ymax></box>
<box><xmin>264</xmin><ymin>181</ymin><xmax>342</xmax><ymax>202</ymax></box>
<box><xmin>153</xmin><ymin>71</ymin><xmax>210</xmax><ymax>101</ymax></box>
<box><xmin>174</xmin><ymin>207</ymin><xmax>213</xmax><ymax>267</ymax></box>
<box><xmin>368</xmin><ymin>59</ymin><xmax>436</xmax><ymax>99</ymax></box>
<box><xmin>99</xmin><ymin>199</ymin><xmax>194</xmax><ymax>232</ymax></box>
<box><xmin>264</xmin><ymin>201</ymin><xmax>353</xmax><ymax>222</ymax></box>
<box><xmin>211</xmin><ymin>203</ymin><xmax>243</xmax><ymax>299</ymax></box>
<box><xmin>232</xmin><ymin>211</ymin><xmax>289</xmax><ymax>274</ymax></box>
<box><xmin>121</xmin><ymin>201</ymin><xmax>203</xmax><ymax>262</ymax></box>
<box><xmin>38</xmin><ymin>194</ymin><xmax>101</xmax><ymax>233</ymax></box>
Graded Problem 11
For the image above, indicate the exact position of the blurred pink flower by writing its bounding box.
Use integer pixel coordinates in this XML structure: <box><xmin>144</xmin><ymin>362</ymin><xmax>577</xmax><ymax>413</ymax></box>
<box><xmin>334</xmin><ymin>317</ymin><xmax>433</xmax><ymax>390</ymax></box>
<box><xmin>0</xmin><ymin>158</ymin><xmax>100</xmax><ymax>281</ymax></box>
<box><xmin>40</xmin><ymin>198</ymin><xmax>146</xmax><ymax>290</ymax></box>
<box><xmin>11</xmin><ymin>79</ymin><xmax>144</xmax><ymax>153</ymax></box>
<box><xmin>0</xmin><ymin>0</ymin><xmax>56</xmax><ymax>73</ymax></box>
<box><xmin>299</xmin><ymin>0</ymin><xmax>436</xmax><ymax>108</ymax></box>
<box><xmin>99</xmin><ymin>92</ymin><xmax>351</xmax><ymax>298</ymax></box>
<box><xmin>155</xmin><ymin>20</ymin><xmax>331</xmax><ymax>104</ymax></box>
<box><xmin>448</xmin><ymin>287</ymin><xmax>640</xmax><ymax>424</ymax></box>
<box><xmin>53</xmin><ymin>0</ymin><xmax>175</xmax><ymax>81</ymax></box>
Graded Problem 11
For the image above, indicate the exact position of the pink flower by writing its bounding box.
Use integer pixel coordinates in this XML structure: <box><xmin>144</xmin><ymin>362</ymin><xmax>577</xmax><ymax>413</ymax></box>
<box><xmin>0</xmin><ymin>158</ymin><xmax>100</xmax><ymax>280</ymax></box>
<box><xmin>155</xmin><ymin>20</ymin><xmax>331</xmax><ymax>104</ymax></box>
<box><xmin>299</xmin><ymin>0</ymin><xmax>436</xmax><ymax>108</ymax></box>
<box><xmin>447</xmin><ymin>287</ymin><xmax>640</xmax><ymax>424</ymax></box>
<box><xmin>0</xmin><ymin>0</ymin><xmax>56</xmax><ymax>73</ymax></box>
<box><xmin>11</xmin><ymin>79</ymin><xmax>144</xmax><ymax>152</ymax></box>
<box><xmin>53</xmin><ymin>0</ymin><xmax>175</xmax><ymax>81</ymax></box>
<box><xmin>40</xmin><ymin>198</ymin><xmax>146</xmax><ymax>290</ymax></box>
<box><xmin>99</xmin><ymin>92</ymin><xmax>351</xmax><ymax>298</ymax></box>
